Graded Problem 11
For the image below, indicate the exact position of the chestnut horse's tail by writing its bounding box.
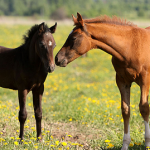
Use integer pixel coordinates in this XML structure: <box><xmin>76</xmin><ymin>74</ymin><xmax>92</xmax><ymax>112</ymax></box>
<box><xmin>145</xmin><ymin>26</ymin><xmax>150</xmax><ymax>30</ymax></box>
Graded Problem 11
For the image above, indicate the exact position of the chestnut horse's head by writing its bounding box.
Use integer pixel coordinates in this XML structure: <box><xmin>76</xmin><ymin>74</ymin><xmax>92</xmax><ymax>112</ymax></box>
<box><xmin>35</xmin><ymin>22</ymin><xmax>57</xmax><ymax>72</ymax></box>
<box><xmin>55</xmin><ymin>13</ymin><xmax>91</xmax><ymax>67</ymax></box>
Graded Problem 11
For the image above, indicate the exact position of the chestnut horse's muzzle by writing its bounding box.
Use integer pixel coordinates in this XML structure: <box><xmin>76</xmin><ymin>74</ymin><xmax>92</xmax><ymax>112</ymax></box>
<box><xmin>55</xmin><ymin>54</ymin><xmax>67</xmax><ymax>67</ymax></box>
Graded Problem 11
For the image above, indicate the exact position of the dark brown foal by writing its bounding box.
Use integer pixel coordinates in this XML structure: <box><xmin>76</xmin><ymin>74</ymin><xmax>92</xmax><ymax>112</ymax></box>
<box><xmin>0</xmin><ymin>22</ymin><xmax>57</xmax><ymax>140</ymax></box>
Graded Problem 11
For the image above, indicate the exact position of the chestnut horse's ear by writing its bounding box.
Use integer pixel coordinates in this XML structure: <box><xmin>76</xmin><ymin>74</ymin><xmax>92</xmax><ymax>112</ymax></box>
<box><xmin>38</xmin><ymin>22</ymin><xmax>45</xmax><ymax>35</ymax></box>
<box><xmin>72</xmin><ymin>12</ymin><xmax>84</xmax><ymax>27</ymax></box>
<box><xmin>72</xmin><ymin>14</ymin><xmax>78</xmax><ymax>25</ymax></box>
<box><xmin>49</xmin><ymin>22</ymin><xmax>57</xmax><ymax>34</ymax></box>
<box><xmin>77</xmin><ymin>12</ymin><xmax>84</xmax><ymax>27</ymax></box>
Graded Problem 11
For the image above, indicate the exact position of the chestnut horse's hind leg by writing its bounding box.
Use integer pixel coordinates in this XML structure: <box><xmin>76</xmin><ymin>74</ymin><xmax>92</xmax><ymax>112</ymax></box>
<box><xmin>32</xmin><ymin>84</ymin><xmax>44</xmax><ymax>140</ymax></box>
<box><xmin>139</xmin><ymin>77</ymin><xmax>150</xmax><ymax>147</ymax></box>
<box><xmin>116</xmin><ymin>74</ymin><xmax>131</xmax><ymax>150</ymax></box>
<box><xmin>18</xmin><ymin>89</ymin><xmax>28</xmax><ymax>140</ymax></box>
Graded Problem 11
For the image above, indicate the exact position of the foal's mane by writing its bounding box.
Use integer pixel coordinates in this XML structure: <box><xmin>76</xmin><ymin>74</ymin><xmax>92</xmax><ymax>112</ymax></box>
<box><xmin>23</xmin><ymin>24</ymin><xmax>49</xmax><ymax>44</ymax></box>
<box><xmin>84</xmin><ymin>15</ymin><xmax>137</xmax><ymax>27</ymax></box>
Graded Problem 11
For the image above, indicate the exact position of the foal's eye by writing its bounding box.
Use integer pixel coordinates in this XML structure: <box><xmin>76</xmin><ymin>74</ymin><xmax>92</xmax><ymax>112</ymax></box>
<box><xmin>39</xmin><ymin>42</ymin><xmax>45</xmax><ymax>49</ymax></box>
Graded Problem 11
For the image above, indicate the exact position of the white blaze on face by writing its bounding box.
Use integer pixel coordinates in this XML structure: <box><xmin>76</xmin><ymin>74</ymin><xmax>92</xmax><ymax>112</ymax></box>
<box><xmin>48</xmin><ymin>41</ymin><xmax>52</xmax><ymax>46</ymax></box>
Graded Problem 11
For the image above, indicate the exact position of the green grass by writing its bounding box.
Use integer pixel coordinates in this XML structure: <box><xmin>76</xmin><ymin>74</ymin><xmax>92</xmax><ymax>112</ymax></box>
<box><xmin>0</xmin><ymin>24</ymin><xmax>147</xmax><ymax>149</ymax></box>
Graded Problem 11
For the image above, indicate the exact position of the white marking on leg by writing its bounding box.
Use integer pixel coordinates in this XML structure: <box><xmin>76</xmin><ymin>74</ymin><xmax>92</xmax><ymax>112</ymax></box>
<box><xmin>144</xmin><ymin>121</ymin><xmax>150</xmax><ymax>147</ymax></box>
<box><xmin>121</xmin><ymin>125</ymin><xmax>131</xmax><ymax>150</ymax></box>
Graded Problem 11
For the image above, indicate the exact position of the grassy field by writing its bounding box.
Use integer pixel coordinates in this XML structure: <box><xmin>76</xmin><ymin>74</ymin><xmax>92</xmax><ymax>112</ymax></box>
<box><xmin>0</xmin><ymin>23</ymin><xmax>147</xmax><ymax>150</ymax></box>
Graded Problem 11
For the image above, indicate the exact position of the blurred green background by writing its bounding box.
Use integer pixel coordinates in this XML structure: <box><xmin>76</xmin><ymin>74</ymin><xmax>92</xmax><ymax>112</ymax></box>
<box><xmin>0</xmin><ymin>0</ymin><xmax>150</xmax><ymax>20</ymax></box>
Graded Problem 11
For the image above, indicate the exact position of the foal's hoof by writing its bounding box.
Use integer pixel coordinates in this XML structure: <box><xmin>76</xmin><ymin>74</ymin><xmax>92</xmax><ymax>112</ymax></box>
<box><xmin>37</xmin><ymin>136</ymin><xmax>43</xmax><ymax>142</ymax></box>
<box><xmin>19</xmin><ymin>139</ymin><xmax>23</xmax><ymax>144</ymax></box>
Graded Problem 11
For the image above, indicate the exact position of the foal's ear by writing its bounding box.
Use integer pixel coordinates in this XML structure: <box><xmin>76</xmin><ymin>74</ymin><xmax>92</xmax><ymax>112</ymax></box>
<box><xmin>38</xmin><ymin>22</ymin><xmax>45</xmax><ymax>35</ymax></box>
<box><xmin>49</xmin><ymin>22</ymin><xmax>57</xmax><ymax>34</ymax></box>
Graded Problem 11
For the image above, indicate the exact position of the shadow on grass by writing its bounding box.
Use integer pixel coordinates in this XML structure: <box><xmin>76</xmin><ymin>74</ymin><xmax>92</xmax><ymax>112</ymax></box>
<box><xmin>100</xmin><ymin>144</ymin><xmax>145</xmax><ymax>150</ymax></box>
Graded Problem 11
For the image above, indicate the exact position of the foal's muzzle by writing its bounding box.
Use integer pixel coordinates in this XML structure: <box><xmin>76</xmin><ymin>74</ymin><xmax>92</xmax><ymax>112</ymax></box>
<box><xmin>47</xmin><ymin>64</ymin><xmax>55</xmax><ymax>73</ymax></box>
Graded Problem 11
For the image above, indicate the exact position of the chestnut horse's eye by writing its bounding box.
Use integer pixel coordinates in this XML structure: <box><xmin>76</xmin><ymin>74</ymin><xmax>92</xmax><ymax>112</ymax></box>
<box><xmin>72</xmin><ymin>37</ymin><xmax>76</xmax><ymax>40</ymax></box>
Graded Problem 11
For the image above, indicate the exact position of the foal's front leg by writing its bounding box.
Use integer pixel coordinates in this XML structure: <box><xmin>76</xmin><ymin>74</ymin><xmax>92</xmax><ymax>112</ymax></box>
<box><xmin>32</xmin><ymin>84</ymin><xmax>44</xmax><ymax>140</ymax></box>
<box><xmin>116</xmin><ymin>75</ymin><xmax>131</xmax><ymax>150</ymax></box>
<box><xmin>18</xmin><ymin>89</ymin><xmax>28</xmax><ymax>140</ymax></box>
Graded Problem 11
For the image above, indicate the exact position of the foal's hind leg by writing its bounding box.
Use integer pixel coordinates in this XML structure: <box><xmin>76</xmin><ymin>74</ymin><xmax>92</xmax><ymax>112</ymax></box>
<box><xmin>139</xmin><ymin>77</ymin><xmax>150</xmax><ymax>147</ymax></box>
<box><xmin>116</xmin><ymin>74</ymin><xmax>131</xmax><ymax>150</ymax></box>
<box><xmin>32</xmin><ymin>84</ymin><xmax>44</xmax><ymax>140</ymax></box>
<box><xmin>18</xmin><ymin>89</ymin><xmax>28</xmax><ymax>140</ymax></box>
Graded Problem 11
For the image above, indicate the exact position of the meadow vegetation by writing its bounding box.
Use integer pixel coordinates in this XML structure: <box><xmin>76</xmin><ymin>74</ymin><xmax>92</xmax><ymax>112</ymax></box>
<box><xmin>0</xmin><ymin>24</ymin><xmax>147</xmax><ymax>149</ymax></box>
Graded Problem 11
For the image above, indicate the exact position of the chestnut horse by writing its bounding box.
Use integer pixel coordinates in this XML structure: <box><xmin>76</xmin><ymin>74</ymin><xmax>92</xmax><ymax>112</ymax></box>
<box><xmin>0</xmin><ymin>22</ymin><xmax>57</xmax><ymax>140</ymax></box>
<box><xmin>55</xmin><ymin>13</ymin><xmax>150</xmax><ymax>149</ymax></box>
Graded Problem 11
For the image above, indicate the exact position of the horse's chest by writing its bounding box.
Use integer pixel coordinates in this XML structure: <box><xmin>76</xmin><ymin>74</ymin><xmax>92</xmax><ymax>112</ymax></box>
<box><xmin>19</xmin><ymin>70</ymin><xmax>47</xmax><ymax>90</ymax></box>
<box><xmin>112</xmin><ymin>58</ymin><xmax>140</xmax><ymax>82</ymax></box>
<box><xmin>30</xmin><ymin>73</ymin><xmax>47</xmax><ymax>86</ymax></box>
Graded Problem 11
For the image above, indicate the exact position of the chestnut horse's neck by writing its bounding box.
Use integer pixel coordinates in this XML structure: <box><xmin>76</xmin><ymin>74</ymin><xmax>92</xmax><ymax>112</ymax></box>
<box><xmin>86</xmin><ymin>23</ymin><xmax>134</xmax><ymax>61</ymax></box>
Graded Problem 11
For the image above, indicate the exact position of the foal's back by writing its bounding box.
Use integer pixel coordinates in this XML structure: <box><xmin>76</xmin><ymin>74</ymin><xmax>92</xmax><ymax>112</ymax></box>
<box><xmin>0</xmin><ymin>46</ymin><xmax>26</xmax><ymax>90</ymax></box>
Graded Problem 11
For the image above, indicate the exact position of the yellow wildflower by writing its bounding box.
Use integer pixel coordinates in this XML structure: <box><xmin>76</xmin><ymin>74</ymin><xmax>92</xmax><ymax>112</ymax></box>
<box><xmin>14</xmin><ymin>141</ymin><xmax>19</xmax><ymax>145</ymax></box>
<box><xmin>129</xmin><ymin>143</ymin><xmax>134</xmax><ymax>147</ymax></box>
<box><xmin>61</xmin><ymin>142</ymin><xmax>67</xmax><ymax>146</ymax></box>
<box><xmin>55</xmin><ymin>141</ymin><xmax>59</xmax><ymax>146</ymax></box>
<box><xmin>105</xmin><ymin>140</ymin><xmax>111</xmax><ymax>143</ymax></box>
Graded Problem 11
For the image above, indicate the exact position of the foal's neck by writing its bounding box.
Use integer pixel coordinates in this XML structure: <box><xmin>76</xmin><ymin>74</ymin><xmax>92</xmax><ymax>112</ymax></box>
<box><xmin>24</xmin><ymin>33</ymin><xmax>41</xmax><ymax>70</ymax></box>
<box><xmin>87</xmin><ymin>23</ymin><xmax>133</xmax><ymax>61</ymax></box>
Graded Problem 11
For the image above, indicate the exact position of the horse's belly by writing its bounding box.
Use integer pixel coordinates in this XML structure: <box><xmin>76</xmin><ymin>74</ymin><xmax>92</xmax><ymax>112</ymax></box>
<box><xmin>0</xmin><ymin>76</ymin><xmax>17</xmax><ymax>90</ymax></box>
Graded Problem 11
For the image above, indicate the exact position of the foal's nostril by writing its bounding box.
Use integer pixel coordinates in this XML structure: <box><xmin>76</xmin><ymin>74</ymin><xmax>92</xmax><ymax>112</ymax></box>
<box><xmin>48</xmin><ymin>65</ymin><xmax>55</xmax><ymax>73</ymax></box>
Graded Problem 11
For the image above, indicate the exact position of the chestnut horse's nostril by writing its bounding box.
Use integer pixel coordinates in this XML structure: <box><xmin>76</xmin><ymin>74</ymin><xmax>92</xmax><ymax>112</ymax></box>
<box><xmin>55</xmin><ymin>56</ymin><xmax>58</xmax><ymax>63</ymax></box>
<box><xmin>55</xmin><ymin>56</ymin><xmax>60</xmax><ymax>66</ymax></box>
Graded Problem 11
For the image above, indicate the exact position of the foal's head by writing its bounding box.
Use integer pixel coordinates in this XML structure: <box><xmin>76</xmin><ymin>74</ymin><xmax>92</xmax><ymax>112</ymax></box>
<box><xmin>33</xmin><ymin>22</ymin><xmax>57</xmax><ymax>72</ymax></box>
<box><xmin>55</xmin><ymin>13</ymin><xmax>90</xmax><ymax>67</ymax></box>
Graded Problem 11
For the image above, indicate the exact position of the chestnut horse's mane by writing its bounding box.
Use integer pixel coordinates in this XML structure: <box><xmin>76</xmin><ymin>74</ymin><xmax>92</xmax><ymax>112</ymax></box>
<box><xmin>84</xmin><ymin>15</ymin><xmax>137</xmax><ymax>27</ymax></box>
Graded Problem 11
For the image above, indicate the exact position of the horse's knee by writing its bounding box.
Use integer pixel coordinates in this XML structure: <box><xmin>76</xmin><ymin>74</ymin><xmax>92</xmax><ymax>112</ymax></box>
<box><xmin>121</xmin><ymin>101</ymin><xmax>130</xmax><ymax>118</ymax></box>
<box><xmin>139</xmin><ymin>102</ymin><xmax>149</xmax><ymax>120</ymax></box>
<box><xmin>19</xmin><ymin>110</ymin><xmax>27</xmax><ymax>123</ymax></box>
<box><xmin>35</xmin><ymin>111</ymin><xmax>42</xmax><ymax>122</ymax></box>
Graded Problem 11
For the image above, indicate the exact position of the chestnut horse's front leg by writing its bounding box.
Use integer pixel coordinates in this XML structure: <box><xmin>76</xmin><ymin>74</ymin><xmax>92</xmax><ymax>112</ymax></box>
<box><xmin>116</xmin><ymin>74</ymin><xmax>131</xmax><ymax>150</ymax></box>
<box><xmin>32</xmin><ymin>84</ymin><xmax>44</xmax><ymax>140</ymax></box>
<box><xmin>18</xmin><ymin>89</ymin><xmax>28</xmax><ymax>140</ymax></box>
<box><xmin>139</xmin><ymin>74</ymin><xmax>150</xmax><ymax>148</ymax></box>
